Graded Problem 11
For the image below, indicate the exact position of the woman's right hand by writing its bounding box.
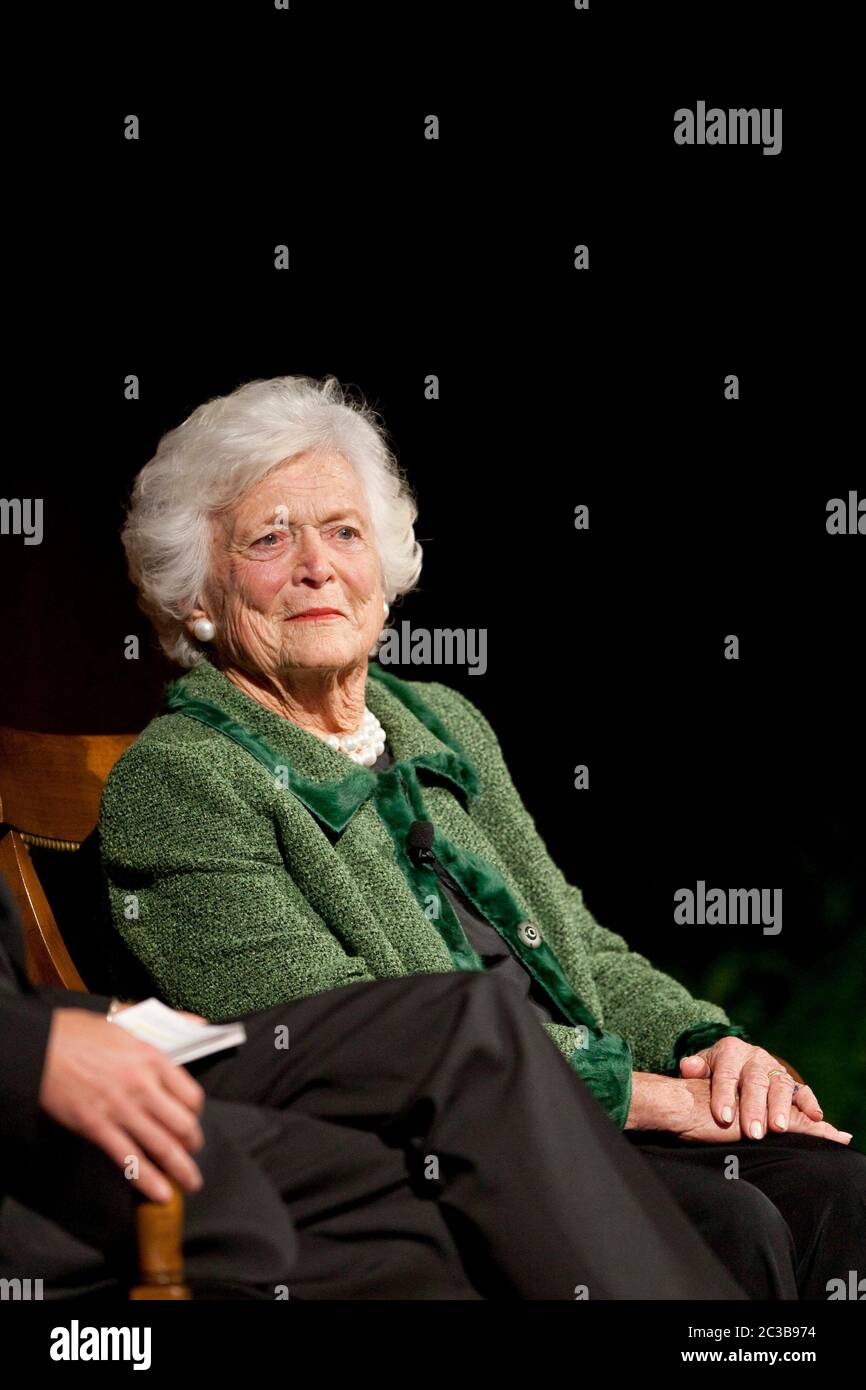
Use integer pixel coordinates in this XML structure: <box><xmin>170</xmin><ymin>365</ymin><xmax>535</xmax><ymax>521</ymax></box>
<box><xmin>627</xmin><ymin>1072</ymin><xmax>853</xmax><ymax>1145</ymax></box>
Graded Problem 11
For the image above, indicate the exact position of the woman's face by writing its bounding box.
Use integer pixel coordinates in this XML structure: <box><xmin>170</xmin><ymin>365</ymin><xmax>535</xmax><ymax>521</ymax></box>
<box><xmin>199</xmin><ymin>449</ymin><xmax>385</xmax><ymax>680</ymax></box>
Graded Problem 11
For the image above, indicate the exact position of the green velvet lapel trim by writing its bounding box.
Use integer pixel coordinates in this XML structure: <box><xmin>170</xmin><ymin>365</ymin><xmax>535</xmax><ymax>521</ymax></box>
<box><xmin>162</xmin><ymin>681</ymin><xmax>476</xmax><ymax>835</ymax></box>
<box><xmin>371</xmin><ymin>762</ymin><xmax>483</xmax><ymax>973</ymax></box>
<box><xmin>429</xmin><ymin>829</ymin><xmax>602</xmax><ymax>1035</ymax></box>
<box><xmin>159</xmin><ymin>658</ymin><xmax>601</xmax><ymax>1030</ymax></box>
<box><xmin>161</xmin><ymin>659</ymin><xmax>479</xmax><ymax>823</ymax></box>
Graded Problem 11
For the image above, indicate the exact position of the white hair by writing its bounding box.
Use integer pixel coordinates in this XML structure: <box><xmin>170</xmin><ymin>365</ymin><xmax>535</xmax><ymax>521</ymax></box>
<box><xmin>121</xmin><ymin>374</ymin><xmax>423</xmax><ymax>668</ymax></box>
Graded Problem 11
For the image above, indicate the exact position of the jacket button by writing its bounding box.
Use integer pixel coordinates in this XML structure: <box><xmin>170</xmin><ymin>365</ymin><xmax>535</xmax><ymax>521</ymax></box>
<box><xmin>517</xmin><ymin>920</ymin><xmax>542</xmax><ymax>948</ymax></box>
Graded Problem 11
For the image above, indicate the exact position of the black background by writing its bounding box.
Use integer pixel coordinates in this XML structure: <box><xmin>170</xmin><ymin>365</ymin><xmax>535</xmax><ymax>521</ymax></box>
<box><xmin>2</xmin><ymin>3</ymin><xmax>863</xmax><ymax>1134</ymax></box>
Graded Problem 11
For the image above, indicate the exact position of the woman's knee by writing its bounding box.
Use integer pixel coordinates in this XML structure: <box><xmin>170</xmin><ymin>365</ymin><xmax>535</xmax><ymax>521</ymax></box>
<box><xmin>700</xmin><ymin>1171</ymin><xmax>794</xmax><ymax>1253</ymax></box>
<box><xmin>701</xmin><ymin>1179</ymin><xmax>797</xmax><ymax>1298</ymax></box>
<box><xmin>778</xmin><ymin>1137</ymin><xmax>866</xmax><ymax>1216</ymax></box>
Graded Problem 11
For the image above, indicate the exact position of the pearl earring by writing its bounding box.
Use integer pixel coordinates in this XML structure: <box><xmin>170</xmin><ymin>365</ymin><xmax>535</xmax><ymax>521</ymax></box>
<box><xmin>193</xmin><ymin>617</ymin><xmax>216</xmax><ymax>643</ymax></box>
<box><xmin>383</xmin><ymin>600</ymin><xmax>390</xmax><ymax>619</ymax></box>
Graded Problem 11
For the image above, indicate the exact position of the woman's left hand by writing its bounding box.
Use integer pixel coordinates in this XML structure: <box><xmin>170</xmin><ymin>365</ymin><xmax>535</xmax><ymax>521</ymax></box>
<box><xmin>678</xmin><ymin>1037</ymin><xmax>824</xmax><ymax>1139</ymax></box>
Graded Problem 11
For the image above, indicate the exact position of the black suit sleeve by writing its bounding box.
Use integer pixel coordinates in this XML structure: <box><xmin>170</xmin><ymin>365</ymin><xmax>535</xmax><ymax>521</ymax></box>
<box><xmin>0</xmin><ymin>995</ymin><xmax>56</xmax><ymax>1153</ymax></box>
<box><xmin>2</xmin><ymin>1000</ymin><xmax>128</xmax><ymax>1176</ymax></box>
<box><xmin>0</xmin><ymin>991</ymin><xmax>114</xmax><ymax>1156</ymax></box>
<box><xmin>0</xmin><ymin>875</ymin><xmax>116</xmax><ymax>1162</ymax></box>
<box><xmin>37</xmin><ymin>988</ymin><xmax>114</xmax><ymax>1013</ymax></box>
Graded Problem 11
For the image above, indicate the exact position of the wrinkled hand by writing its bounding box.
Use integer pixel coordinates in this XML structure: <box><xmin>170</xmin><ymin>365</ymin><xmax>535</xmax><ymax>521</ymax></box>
<box><xmin>673</xmin><ymin>1076</ymin><xmax>852</xmax><ymax>1144</ymax></box>
<box><xmin>678</xmin><ymin>1037</ymin><xmax>850</xmax><ymax>1142</ymax></box>
<box><xmin>39</xmin><ymin>1008</ymin><xmax>207</xmax><ymax>1202</ymax></box>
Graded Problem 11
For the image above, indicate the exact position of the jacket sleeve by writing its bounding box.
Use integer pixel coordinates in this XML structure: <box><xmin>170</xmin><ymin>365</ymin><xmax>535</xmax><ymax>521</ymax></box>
<box><xmin>542</xmin><ymin>1018</ymin><xmax>635</xmax><ymax>1130</ymax></box>
<box><xmin>559</xmin><ymin>881</ymin><xmax>750</xmax><ymax>1074</ymax></box>
<box><xmin>98</xmin><ymin>738</ymin><xmax>378</xmax><ymax>1021</ymax></box>
<box><xmin>434</xmin><ymin>685</ymin><xmax>749</xmax><ymax>1079</ymax></box>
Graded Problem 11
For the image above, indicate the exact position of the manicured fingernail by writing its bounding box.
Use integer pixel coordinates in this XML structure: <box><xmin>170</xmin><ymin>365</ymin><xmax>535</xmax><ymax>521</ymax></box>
<box><xmin>750</xmin><ymin>1120</ymin><xmax>763</xmax><ymax>1139</ymax></box>
<box><xmin>775</xmin><ymin>1113</ymin><xmax>787</xmax><ymax>1129</ymax></box>
<box><xmin>839</xmin><ymin>1132</ymin><xmax>853</xmax><ymax>1143</ymax></box>
<box><xmin>722</xmin><ymin>1106</ymin><xmax>733</xmax><ymax>1123</ymax></box>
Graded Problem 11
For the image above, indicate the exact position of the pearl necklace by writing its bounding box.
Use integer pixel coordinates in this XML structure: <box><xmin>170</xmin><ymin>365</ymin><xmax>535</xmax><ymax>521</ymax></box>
<box><xmin>321</xmin><ymin>707</ymin><xmax>387</xmax><ymax>767</ymax></box>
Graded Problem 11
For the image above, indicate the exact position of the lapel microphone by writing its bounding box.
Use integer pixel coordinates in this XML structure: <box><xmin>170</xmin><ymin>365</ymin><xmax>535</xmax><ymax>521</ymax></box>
<box><xmin>407</xmin><ymin>819</ymin><xmax>436</xmax><ymax>865</ymax></box>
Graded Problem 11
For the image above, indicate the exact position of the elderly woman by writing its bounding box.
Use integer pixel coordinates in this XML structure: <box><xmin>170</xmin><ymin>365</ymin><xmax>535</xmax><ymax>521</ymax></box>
<box><xmin>100</xmin><ymin>374</ymin><xmax>864</xmax><ymax>1299</ymax></box>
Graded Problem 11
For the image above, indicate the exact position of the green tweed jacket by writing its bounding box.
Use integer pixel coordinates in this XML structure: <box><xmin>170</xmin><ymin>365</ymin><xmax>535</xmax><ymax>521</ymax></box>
<box><xmin>98</xmin><ymin>657</ymin><xmax>748</xmax><ymax>1128</ymax></box>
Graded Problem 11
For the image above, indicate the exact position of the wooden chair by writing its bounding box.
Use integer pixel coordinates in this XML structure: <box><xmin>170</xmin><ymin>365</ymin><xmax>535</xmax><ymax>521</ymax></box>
<box><xmin>0</xmin><ymin>725</ymin><xmax>189</xmax><ymax>1300</ymax></box>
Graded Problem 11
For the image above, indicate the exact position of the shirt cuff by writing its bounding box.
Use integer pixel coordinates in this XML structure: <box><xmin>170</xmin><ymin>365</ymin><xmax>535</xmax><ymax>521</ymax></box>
<box><xmin>569</xmin><ymin>1029</ymin><xmax>634</xmax><ymax>1130</ymax></box>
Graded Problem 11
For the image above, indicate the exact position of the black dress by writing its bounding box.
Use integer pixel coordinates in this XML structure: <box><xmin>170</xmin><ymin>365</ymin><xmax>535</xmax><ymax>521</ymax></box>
<box><xmin>370</xmin><ymin>743</ymin><xmax>570</xmax><ymax>1028</ymax></box>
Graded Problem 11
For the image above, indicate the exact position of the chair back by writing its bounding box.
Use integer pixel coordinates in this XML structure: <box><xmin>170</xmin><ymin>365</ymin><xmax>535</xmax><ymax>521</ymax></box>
<box><xmin>0</xmin><ymin>727</ymin><xmax>137</xmax><ymax>989</ymax></box>
<box><xmin>0</xmin><ymin>722</ymin><xmax>189</xmax><ymax>1300</ymax></box>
